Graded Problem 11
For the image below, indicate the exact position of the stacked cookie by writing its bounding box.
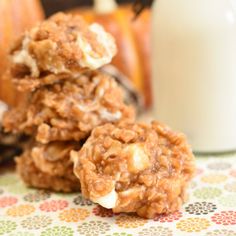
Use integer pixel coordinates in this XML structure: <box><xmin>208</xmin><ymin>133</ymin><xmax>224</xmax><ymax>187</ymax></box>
<box><xmin>3</xmin><ymin>13</ymin><xmax>135</xmax><ymax>192</ymax></box>
<box><xmin>3</xmin><ymin>12</ymin><xmax>195</xmax><ymax>218</ymax></box>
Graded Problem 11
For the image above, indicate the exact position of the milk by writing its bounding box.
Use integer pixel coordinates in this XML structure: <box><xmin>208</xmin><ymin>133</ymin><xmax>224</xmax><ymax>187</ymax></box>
<box><xmin>152</xmin><ymin>0</ymin><xmax>236</xmax><ymax>152</ymax></box>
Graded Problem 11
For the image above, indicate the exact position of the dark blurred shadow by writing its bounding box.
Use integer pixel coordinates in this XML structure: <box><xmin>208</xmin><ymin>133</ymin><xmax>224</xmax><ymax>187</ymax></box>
<box><xmin>41</xmin><ymin>0</ymin><xmax>134</xmax><ymax>17</ymax></box>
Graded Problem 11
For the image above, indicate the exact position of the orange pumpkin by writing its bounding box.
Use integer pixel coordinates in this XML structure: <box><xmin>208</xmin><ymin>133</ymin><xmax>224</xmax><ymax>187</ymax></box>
<box><xmin>70</xmin><ymin>0</ymin><xmax>151</xmax><ymax>108</ymax></box>
<box><xmin>0</xmin><ymin>0</ymin><xmax>44</xmax><ymax>107</ymax></box>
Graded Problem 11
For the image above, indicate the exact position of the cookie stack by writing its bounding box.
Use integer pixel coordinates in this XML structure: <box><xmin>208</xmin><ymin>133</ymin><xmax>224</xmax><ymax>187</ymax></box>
<box><xmin>3</xmin><ymin>13</ymin><xmax>135</xmax><ymax>192</ymax></box>
<box><xmin>3</xmin><ymin>12</ymin><xmax>195</xmax><ymax>219</ymax></box>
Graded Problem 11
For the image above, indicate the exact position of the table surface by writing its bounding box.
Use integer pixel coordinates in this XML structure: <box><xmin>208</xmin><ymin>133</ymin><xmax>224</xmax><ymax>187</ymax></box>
<box><xmin>0</xmin><ymin>153</ymin><xmax>236</xmax><ymax>236</ymax></box>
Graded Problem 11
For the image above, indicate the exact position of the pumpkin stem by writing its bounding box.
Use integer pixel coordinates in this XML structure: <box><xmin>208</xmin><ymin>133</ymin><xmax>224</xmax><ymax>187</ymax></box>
<box><xmin>133</xmin><ymin>0</ymin><xmax>153</xmax><ymax>18</ymax></box>
<box><xmin>94</xmin><ymin>0</ymin><xmax>118</xmax><ymax>14</ymax></box>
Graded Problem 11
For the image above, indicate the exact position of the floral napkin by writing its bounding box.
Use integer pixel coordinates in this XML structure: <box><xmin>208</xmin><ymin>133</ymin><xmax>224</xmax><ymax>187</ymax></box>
<box><xmin>0</xmin><ymin>153</ymin><xmax>236</xmax><ymax>236</ymax></box>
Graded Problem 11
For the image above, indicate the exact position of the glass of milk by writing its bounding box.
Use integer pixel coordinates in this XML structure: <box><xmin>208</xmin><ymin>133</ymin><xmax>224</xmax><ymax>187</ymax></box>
<box><xmin>152</xmin><ymin>0</ymin><xmax>236</xmax><ymax>153</ymax></box>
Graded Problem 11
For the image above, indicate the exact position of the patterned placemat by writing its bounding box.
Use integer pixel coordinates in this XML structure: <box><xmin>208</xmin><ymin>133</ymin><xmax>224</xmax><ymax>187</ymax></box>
<box><xmin>0</xmin><ymin>154</ymin><xmax>236</xmax><ymax>236</ymax></box>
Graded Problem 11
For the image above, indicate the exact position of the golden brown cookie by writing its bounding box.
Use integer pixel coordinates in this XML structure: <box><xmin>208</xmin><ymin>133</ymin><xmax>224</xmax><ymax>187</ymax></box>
<box><xmin>16</xmin><ymin>141</ymin><xmax>81</xmax><ymax>193</ymax></box>
<box><xmin>10</xmin><ymin>12</ymin><xmax>117</xmax><ymax>91</ymax></box>
<box><xmin>3</xmin><ymin>71</ymin><xmax>135</xmax><ymax>144</ymax></box>
<box><xmin>72</xmin><ymin>121</ymin><xmax>195</xmax><ymax>219</ymax></box>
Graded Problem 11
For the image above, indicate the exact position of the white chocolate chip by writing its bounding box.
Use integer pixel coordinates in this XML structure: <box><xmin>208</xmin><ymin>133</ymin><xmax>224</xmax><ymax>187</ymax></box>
<box><xmin>70</xmin><ymin>150</ymin><xmax>78</xmax><ymax>163</ymax></box>
<box><xmin>13</xmin><ymin>36</ymin><xmax>40</xmax><ymax>77</ymax></box>
<box><xmin>94</xmin><ymin>188</ymin><xmax>118</xmax><ymax>209</ymax></box>
<box><xmin>125</xmin><ymin>144</ymin><xmax>150</xmax><ymax>173</ymax></box>
<box><xmin>99</xmin><ymin>109</ymin><xmax>121</xmax><ymax>121</ymax></box>
<box><xmin>77</xmin><ymin>23</ymin><xmax>116</xmax><ymax>70</ymax></box>
<box><xmin>70</xmin><ymin>150</ymin><xmax>80</xmax><ymax>179</ymax></box>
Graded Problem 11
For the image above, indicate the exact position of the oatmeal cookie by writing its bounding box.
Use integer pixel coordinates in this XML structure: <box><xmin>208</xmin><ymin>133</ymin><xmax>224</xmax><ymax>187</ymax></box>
<box><xmin>10</xmin><ymin>12</ymin><xmax>117</xmax><ymax>91</ymax></box>
<box><xmin>72</xmin><ymin>121</ymin><xmax>195</xmax><ymax>218</ymax></box>
<box><xmin>16</xmin><ymin>141</ymin><xmax>81</xmax><ymax>192</ymax></box>
<box><xmin>3</xmin><ymin>71</ymin><xmax>135</xmax><ymax>144</ymax></box>
<box><xmin>31</xmin><ymin>141</ymin><xmax>81</xmax><ymax>178</ymax></box>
